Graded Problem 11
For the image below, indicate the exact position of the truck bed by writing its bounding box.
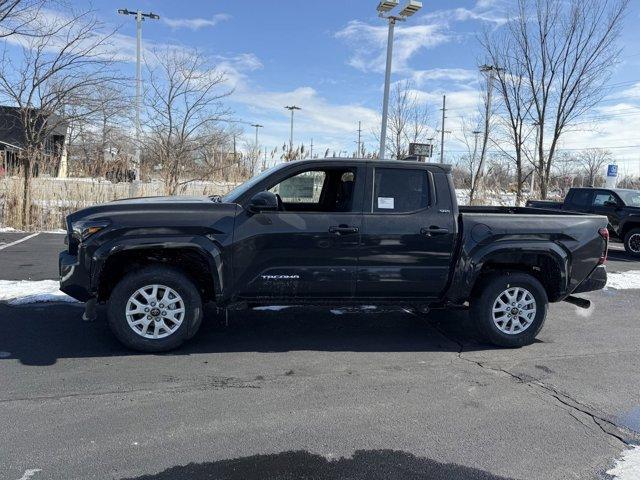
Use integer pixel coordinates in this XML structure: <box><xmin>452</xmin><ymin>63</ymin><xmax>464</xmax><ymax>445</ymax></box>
<box><xmin>459</xmin><ymin>205</ymin><xmax>578</xmax><ymax>215</ymax></box>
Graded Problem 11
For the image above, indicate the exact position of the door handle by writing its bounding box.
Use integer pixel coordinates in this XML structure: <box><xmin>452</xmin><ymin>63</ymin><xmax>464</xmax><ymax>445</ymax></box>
<box><xmin>421</xmin><ymin>226</ymin><xmax>450</xmax><ymax>237</ymax></box>
<box><xmin>329</xmin><ymin>225</ymin><xmax>359</xmax><ymax>235</ymax></box>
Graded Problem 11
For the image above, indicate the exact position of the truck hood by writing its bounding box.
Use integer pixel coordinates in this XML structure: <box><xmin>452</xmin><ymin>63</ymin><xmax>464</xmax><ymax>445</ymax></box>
<box><xmin>67</xmin><ymin>195</ymin><xmax>238</xmax><ymax>229</ymax></box>
<box><xmin>108</xmin><ymin>195</ymin><xmax>215</xmax><ymax>205</ymax></box>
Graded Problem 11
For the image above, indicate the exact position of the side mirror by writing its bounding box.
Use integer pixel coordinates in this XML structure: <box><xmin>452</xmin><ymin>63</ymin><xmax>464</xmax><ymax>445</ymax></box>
<box><xmin>603</xmin><ymin>200</ymin><xmax>618</xmax><ymax>208</ymax></box>
<box><xmin>248</xmin><ymin>191</ymin><xmax>278</xmax><ymax>213</ymax></box>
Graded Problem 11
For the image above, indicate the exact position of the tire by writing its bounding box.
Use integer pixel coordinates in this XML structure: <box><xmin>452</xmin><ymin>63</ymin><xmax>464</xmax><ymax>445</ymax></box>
<box><xmin>624</xmin><ymin>228</ymin><xmax>640</xmax><ymax>258</ymax></box>
<box><xmin>470</xmin><ymin>272</ymin><xmax>548</xmax><ymax>348</ymax></box>
<box><xmin>107</xmin><ymin>265</ymin><xmax>203</xmax><ymax>352</ymax></box>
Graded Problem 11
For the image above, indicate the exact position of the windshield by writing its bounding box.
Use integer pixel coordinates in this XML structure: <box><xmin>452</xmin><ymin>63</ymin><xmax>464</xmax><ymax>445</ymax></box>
<box><xmin>616</xmin><ymin>190</ymin><xmax>640</xmax><ymax>207</ymax></box>
<box><xmin>222</xmin><ymin>163</ymin><xmax>286</xmax><ymax>203</ymax></box>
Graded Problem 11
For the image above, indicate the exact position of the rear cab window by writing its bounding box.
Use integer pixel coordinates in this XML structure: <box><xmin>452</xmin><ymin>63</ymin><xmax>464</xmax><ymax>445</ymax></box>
<box><xmin>568</xmin><ymin>189</ymin><xmax>593</xmax><ymax>208</ymax></box>
<box><xmin>372</xmin><ymin>167</ymin><xmax>430</xmax><ymax>213</ymax></box>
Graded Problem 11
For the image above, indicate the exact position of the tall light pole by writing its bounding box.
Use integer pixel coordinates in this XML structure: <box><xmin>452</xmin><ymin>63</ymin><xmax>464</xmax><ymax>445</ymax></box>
<box><xmin>118</xmin><ymin>9</ymin><xmax>160</xmax><ymax>182</ymax></box>
<box><xmin>471</xmin><ymin>64</ymin><xmax>504</xmax><ymax>203</ymax></box>
<box><xmin>285</xmin><ymin>105</ymin><xmax>301</xmax><ymax>160</ymax></box>
<box><xmin>251</xmin><ymin>123</ymin><xmax>263</xmax><ymax>147</ymax></box>
<box><xmin>377</xmin><ymin>0</ymin><xmax>422</xmax><ymax>160</ymax></box>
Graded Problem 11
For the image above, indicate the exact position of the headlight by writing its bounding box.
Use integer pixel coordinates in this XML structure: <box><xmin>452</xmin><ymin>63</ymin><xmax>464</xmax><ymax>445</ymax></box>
<box><xmin>71</xmin><ymin>220</ymin><xmax>110</xmax><ymax>241</ymax></box>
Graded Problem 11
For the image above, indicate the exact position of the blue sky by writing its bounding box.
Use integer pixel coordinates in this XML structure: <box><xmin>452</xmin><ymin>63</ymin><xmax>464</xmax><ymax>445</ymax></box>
<box><xmin>39</xmin><ymin>1</ymin><xmax>640</xmax><ymax>172</ymax></box>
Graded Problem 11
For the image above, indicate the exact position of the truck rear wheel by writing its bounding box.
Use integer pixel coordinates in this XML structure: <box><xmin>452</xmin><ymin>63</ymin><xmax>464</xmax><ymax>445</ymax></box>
<box><xmin>471</xmin><ymin>272</ymin><xmax>548</xmax><ymax>348</ymax></box>
<box><xmin>107</xmin><ymin>266</ymin><xmax>203</xmax><ymax>352</ymax></box>
<box><xmin>624</xmin><ymin>228</ymin><xmax>640</xmax><ymax>258</ymax></box>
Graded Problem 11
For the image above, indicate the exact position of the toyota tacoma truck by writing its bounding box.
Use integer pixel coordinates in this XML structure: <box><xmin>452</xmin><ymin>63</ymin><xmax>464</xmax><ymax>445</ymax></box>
<box><xmin>527</xmin><ymin>187</ymin><xmax>640</xmax><ymax>257</ymax></box>
<box><xmin>60</xmin><ymin>159</ymin><xmax>609</xmax><ymax>352</ymax></box>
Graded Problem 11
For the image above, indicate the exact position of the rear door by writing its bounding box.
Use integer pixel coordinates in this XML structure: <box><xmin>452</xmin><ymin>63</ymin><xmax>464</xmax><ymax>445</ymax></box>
<box><xmin>592</xmin><ymin>190</ymin><xmax>623</xmax><ymax>232</ymax></box>
<box><xmin>564</xmin><ymin>189</ymin><xmax>594</xmax><ymax>213</ymax></box>
<box><xmin>356</xmin><ymin>165</ymin><xmax>457</xmax><ymax>299</ymax></box>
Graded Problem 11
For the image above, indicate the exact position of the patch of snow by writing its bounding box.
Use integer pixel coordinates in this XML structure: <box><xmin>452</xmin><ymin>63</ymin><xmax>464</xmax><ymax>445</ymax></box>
<box><xmin>253</xmin><ymin>305</ymin><xmax>290</xmax><ymax>311</ymax></box>
<box><xmin>0</xmin><ymin>226</ymin><xmax>21</xmax><ymax>232</ymax></box>
<box><xmin>16</xmin><ymin>469</ymin><xmax>42</xmax><ymax>480</ymax></box>
<box><xmin>607</xmin><ymin>445</ymin><xmax>640</xmax><ymax>479</ymax></box>
<box><xmin>0</xmin><ymin>280</ymin><xmax>78</xmax><ymax>305</ymax></box>
<box><xmin>606</xmin><ymin>271</ymin><xmax>640</xmax><ymax>290</ymax></box>
<box><xmin>43</xmin><ymin>228</ymin><xmax>66</xmax><ymax>234</ymax></box>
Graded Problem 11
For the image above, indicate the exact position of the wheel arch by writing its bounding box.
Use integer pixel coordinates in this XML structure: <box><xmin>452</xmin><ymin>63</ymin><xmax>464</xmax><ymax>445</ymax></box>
<box><xmin>92</xmin><ymin>240</ymin><xmax>223</xmax><ymax>303</ymax></box>
<box><xmin>468</xmin><ymin>246</ymin><xmax>569</xmax><ymax>303</ymax></box>
<box><xmin>620</xmin><ymin>220</ymin><xmax>640</xmax><ymax>241</ymax></box>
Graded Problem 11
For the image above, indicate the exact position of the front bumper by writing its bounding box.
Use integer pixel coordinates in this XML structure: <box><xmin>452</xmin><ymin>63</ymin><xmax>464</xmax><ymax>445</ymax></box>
<box><xmin>59</xmin><ymin>251</ymin><xmax>93</xmax><ymax>302</ymax></box>
<box><xmin>572</xmin><ymin>265</ymin><xmax>607</xmax><ymax>294</ymax></box>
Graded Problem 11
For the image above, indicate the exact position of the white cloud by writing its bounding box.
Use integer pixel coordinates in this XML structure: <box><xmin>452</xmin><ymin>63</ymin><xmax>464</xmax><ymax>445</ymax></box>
<box><xmin>231</xmin><ymin>85</ymin><xmax>381</xmax><ymax>154</ymax></box>
<box><xmin>335</xmin><ymin>20</ymin><xmax>452</xmax><ymax>73</ymax></box>
<box><xmin>410</xmin><ymin>68</ymin><xmax>479</xmax><ymax>87</ymax></box>
<box><xmin>162</xmin><ymin>14</ymin><xmax>230</xmax><ymax>31</ymax></box>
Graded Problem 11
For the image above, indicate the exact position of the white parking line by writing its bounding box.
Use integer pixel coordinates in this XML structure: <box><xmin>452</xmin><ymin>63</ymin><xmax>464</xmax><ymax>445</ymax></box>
<box><xmin>0</xmin><ymin>232</ymin><xmax>40</xmax><ymax>251</ymax></box>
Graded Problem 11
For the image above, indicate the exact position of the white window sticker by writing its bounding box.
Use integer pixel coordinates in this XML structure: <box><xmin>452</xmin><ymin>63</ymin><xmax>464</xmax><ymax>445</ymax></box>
<box><xmin>377</xmin><ymin>197</ymin><xmax>395</xmax><ymax>209</ymax></box>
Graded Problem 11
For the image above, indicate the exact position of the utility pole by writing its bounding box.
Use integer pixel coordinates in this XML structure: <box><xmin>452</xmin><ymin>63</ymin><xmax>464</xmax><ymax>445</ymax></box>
<box><xmin>285</xmin><ymin>105</ymin><xmax>301</xmax><ymax>160</ymax></box>
<box><xmin>471</xmin><ymin>130</ymin><xmax>482</xmax><ymax>185</ymax></box>
<box><xmin>376</xmin><ymin>0</ymin><xmax>423</xmax><ymax>160</ymax></box>
<box><xmin>440</xmin><ymin>95</ymin><xmax>447</xmax><ymax>163</ymax></box>
<box><xmin>531</xmin><ymin>121</ymin><xmax>540</xmax><ymax>196</ymax></box>
<box><xmin>310</xmin><ymin>138</ymin><xmax>314</xmax><ymax>159</ymax></box>
<box><xmin>233</xmin><ymin>134</ymin><xmax>237</xmax><ymax>163</ymax></box>
<box><xmin>357</xmin><ymin>121</ymin><xmax>362</xmax><ymax>157</ymax></box>
<box><xmin>117</xmin><ymin>9</ymin><xmax>160</xmax><ymax>184</ymax></box>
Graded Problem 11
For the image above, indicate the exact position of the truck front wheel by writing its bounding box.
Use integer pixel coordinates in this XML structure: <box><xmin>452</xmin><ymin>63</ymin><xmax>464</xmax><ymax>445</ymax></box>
<box><xmin>471</xmin><ymin>272</ymin><xmax>548</xmax><ymax>348</ymax></box>
<box><xmin>624</xmin><ymin>228</ymin><xmax>640</xmax><ymax>258</ymax></box>
<box><xmin>107</xmin><ymin>266</ymin><xmax>203</xmax><ymax>352</ymax></box>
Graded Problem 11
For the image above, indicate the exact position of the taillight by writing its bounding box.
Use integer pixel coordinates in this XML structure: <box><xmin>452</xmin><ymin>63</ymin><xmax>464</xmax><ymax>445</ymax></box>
<box><xmin>598</xmin><ymin>227</ymin><xmax>609</xmax><ymax>265</ymax></box>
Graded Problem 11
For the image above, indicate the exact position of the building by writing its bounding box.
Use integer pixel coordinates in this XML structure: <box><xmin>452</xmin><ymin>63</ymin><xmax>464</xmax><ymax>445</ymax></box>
<box><xmin>0</xmin><ymin>106</ymin><xmax>69</xmax><ymax>177</ymax></box>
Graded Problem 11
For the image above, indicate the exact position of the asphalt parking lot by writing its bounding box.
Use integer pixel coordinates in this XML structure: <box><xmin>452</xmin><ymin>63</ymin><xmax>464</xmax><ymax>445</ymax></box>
<box><xmin>1</xmin><ymin>232</ymin><xmax>639</xmax><ymax>479</ymax></box>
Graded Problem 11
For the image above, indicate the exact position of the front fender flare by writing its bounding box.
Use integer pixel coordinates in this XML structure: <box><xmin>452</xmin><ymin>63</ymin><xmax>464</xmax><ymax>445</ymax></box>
<box><xmin>90</xmin><ymin>235</ymin><xmax>225</xmax><ymax>302</ymax></box>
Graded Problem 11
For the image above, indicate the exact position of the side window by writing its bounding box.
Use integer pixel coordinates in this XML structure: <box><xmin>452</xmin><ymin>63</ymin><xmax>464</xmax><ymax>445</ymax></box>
<box><xmin>373</xmin><ymin>168</ymin><xmax>429</xmax><ymax>213</ymax></box>
<box><xmin>270</xmin><ymin>171</ymin><xmax>326</xmax><ymax>203</ymax></box>
<box><xmin>593</xmin><ymin>192</ymin><xmax>616</xmax><ymax>207</ymax></box>
<box><xmin>266</xmin><ymin>168</ymin><xmax>358</xmax><ymax>212</ymax></box>
<box><xmin>570</xmin><ymin>190</ymin><xmax>592</xmax><ymax>208</ymax></box>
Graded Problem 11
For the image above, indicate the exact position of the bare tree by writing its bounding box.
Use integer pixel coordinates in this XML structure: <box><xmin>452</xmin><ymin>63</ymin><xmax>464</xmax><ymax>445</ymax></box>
<box><xmin>503</xmin><ymin>0</ymin><xmax>628</xmax><ymax>198</ymax></box>
<box><xmin>551</xmin><ymin>152</ymin><xmax>579</xmax><ymax>197</ymax></box>
<box><xmin>0</xmin><ymin>8</ymin><xmax>118</xmax><ymax>227</ymax></box>
<box><xmin>577</xmin><ymin>148</ymin><xmax>611</xmax><ymax>187</ymax></box>
<box><xmin>0</xmin><ymin>0</ymin><xmax>46</xmax><ymax>38</ymax></box>
<box><xmin>480</xmin><ymin>28</ymin><xmax>537</xmax><ymax>205</ymax></box>
<box><xmin>144</xmin><ymin>48</ymin><xmax>232</xmax><ymax>195</ymax></box>
<box><xmin>455</xmin><ymin>116</ymin><xmax>483</xmax><ymax>188</ymax></box>
<box><xmin>383</xmin><ymin>81</ymin><xmax>432</xmax><ymax>160</ymax></box>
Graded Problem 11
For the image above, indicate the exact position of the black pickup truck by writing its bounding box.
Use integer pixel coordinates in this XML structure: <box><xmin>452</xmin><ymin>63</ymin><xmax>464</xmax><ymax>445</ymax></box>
<box><xmin>527</xmin><ymin>187</ymin><xmax>640</xmax><ymax>257</ymax></box>
<box><xmin>60</xmin><ymin>159</ymin><xmax>609</xmax><ymax>352</ymax></box>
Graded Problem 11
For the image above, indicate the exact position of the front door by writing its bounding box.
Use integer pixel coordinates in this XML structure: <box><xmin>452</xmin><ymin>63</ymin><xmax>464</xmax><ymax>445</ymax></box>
<box><xmin>356</xmin><ymin>165</ymin><xmax>457</xmax><ymax>299</ymax></box>
<box><xmin>232</xmin><ymin>164</ymin><xmax>364</xmax><ymax>299</ymax></box>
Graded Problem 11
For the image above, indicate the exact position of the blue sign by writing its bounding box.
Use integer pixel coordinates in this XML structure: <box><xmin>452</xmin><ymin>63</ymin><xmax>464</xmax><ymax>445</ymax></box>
<box><xmin>607</xmin><ymin>164</ymin><xmax>618</xmax><ymax>177</ymax></box>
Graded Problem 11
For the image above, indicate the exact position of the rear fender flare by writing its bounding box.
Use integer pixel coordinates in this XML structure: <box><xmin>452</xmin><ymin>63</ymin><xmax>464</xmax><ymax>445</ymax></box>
<box><xmin>448</xmin><ymin>242</ymin><xmax>569</xmax><ymax>303</ymax></box>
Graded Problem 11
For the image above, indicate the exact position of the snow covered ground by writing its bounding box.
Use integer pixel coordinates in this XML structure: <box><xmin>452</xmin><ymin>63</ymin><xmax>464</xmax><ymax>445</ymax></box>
<box><xmin>607</xmin><ymin>445</ymin><xmax>640</xmax><ymax>480</ymax></box>
<box><xmin>0</xmin><ymin>280</ymin><xmax>79</xmax><ymax>305</ymax></box>
<box><xmin>605</xmin><ymin>270</ymin><xmax>640</xmax><ymax>290</ymax></box>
